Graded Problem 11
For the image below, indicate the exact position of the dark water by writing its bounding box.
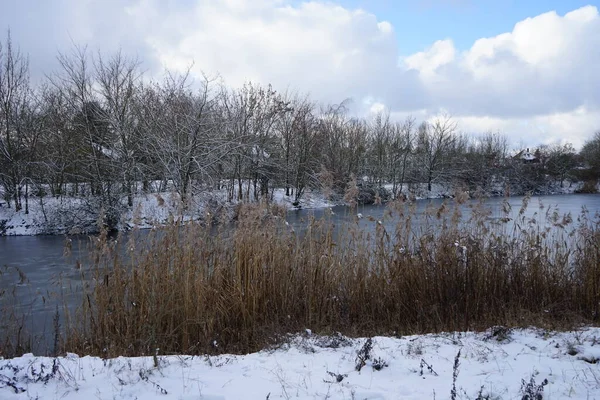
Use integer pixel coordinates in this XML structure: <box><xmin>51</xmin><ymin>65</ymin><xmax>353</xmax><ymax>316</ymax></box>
<box><xmin>287</xmin><ymin>193</ymin><xmax>600</xmax><ymax>235</ymax></box>
<box><xmin>1</xmin><ymin>193</ymin><xmax>599</xmax><ymax>354</ymax></box>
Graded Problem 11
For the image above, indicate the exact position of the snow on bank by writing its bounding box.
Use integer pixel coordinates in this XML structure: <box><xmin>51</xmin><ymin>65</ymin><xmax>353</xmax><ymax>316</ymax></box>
<box><xmin>0</xmin><ymin>188</ymin><xmax>335</xmax><ymax>236</ymax></box>
<box><xmin>272</xmin><ymin>188</ymin><xmax>335</xmax><ymax>210</ymax></box>
<box><xmin>0</xmin><ymin>180</ymin><xmax>588</xmax><ymax>236</ymax></box>
<box><xmin>382</xmin><ymin>181</ymin><xmax>586</xmax><ymax>201</ymax></box>
<box><xmin>1</xmin><ymin>328</ymin><xmax>599</xmax><ymax>399</ymax></box>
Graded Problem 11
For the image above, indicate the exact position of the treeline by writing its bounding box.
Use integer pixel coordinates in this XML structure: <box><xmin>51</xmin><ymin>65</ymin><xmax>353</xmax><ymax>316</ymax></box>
<box><xmin>1</xmin><ymin>34</ymin><xmax>599</xmax><ymax>227</ymax></box>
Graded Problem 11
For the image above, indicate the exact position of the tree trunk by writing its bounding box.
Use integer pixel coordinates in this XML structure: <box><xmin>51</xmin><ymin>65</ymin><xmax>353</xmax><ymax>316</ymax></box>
<box><xmin>25</xmin><ymin>182</ymin><xmax>29</xmax><ymax>214</ymax></box>
<box><xmin>13</xmin><ymin>182</ymin><xmax>21</xmax><ymax>212</ymax></box>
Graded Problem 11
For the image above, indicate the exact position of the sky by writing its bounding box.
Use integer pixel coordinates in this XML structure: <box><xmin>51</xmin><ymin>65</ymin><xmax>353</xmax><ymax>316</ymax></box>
<box><xmin>1</xmin><ymin>0</ymin><xmax>599</xmax><ymax>149</ymax></box>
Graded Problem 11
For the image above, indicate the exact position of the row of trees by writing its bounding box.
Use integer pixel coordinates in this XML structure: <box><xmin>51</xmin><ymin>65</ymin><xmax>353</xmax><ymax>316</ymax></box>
<box><xmin>1</xmin><ymin>34</ymin><xmax>599</xmax><ymax>227</ymax></box>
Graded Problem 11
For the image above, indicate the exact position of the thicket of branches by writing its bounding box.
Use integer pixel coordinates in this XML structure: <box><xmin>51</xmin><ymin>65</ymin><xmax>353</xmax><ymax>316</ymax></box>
<box><xmin>1</xmin><ymin>34</ymin><xmax>598</xmax><ymax>228</ymax></box>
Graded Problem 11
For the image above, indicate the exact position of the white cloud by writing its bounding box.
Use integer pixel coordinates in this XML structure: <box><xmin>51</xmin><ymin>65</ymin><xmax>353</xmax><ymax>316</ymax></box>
<box><xmin>405</xmin><ymin>5</ymin><xmax>600</xmax><ymax>117</ymax></box>
<box><xmin>404</xmin><ymin>39</ymin><xmax>456</xmax><ymax>79</ymax></box>
<box><xmin>126</xmin><ymin>0</ymin><xmax>417</xmax><ymax>107</ymax></box>
<box><xmin>452</xmin><ymin>107</ymin><xmax>600</xmax><ymax>149</ymax></box>
<box><xmin>399</xmin><ymin>5</ymin><xmax>600</xmax><ymax>148</ymax></box>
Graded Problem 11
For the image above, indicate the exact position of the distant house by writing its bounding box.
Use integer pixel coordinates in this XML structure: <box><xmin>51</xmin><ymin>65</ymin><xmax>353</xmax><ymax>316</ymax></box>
<box><xmin>513</xmin><ymin>148</ymin><xmax>539</xmax><ymax>164</ymax></box>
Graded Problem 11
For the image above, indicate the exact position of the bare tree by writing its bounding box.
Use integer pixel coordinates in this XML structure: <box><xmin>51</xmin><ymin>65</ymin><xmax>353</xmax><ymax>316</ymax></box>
<box><xmin>462</xmin><ymin>131</ymin><xmax>509</xmax><ymax>192</ymax></box>
<box><xmin>367</xmin><ymin>110</ymin><xmax>392</xmax><ymax>188</ymax></box>
<box><xmin>138</xmin><ymin>70</ymin><xmax>229</xmax><ymax>203</ymax></box>
<box><xmin>49</xmin><ymin>45</ymin><xmax>127</xmax><ymax>228</ymax></box>
<box><xmin>580</xmin><ymin>131</ymin><xmax>600</xmax><ymax>179</ymax></box>
<box><xmin>288</xmin><ymin>96</ymin><xmax>320</xmax><ymax>203</ymax></box>
<box><xmin>542</xmin><ymin>142</ymin><xmax>576</xmax><ymax>187</ymax></box>
<box><xmin>415</xmin><ymin>115</ymin><xmax>458</xmax><ymax>191</ymax></box>
<box><xmin>0</xmin><ymin>31</ymin><xmax>31</xmax><ymax>211</ymax></box>
<box><xmin>94</xmin><ymin>50</ymin><xmax>142</xmax><ymax>206</ymax></box>
<box><xmin>276</xmin><ymin>91</ymin><xmax>315</xmax><ymax>198</ymax></box>
<box><xmin>37</xmin><ymin>85</ymin><xmax>81</xmax><ymax>197</ymax></box>
<box><xmin>389</xmin><ymin>117</ymin><xmax>415</xmax><ymax>197</ymax></box>
<box><xmin>318</xmin><ymin>103</ymin><xmax>347</xmax><ymax>192</ymax></box>
<box><xmin>317</xmin><ymin>100</ymin><xmax>369</xmax><ymax>194</ymax></box>
<box><xmin>219</xmin><ymin>82</ymin><xmax>289</xmax><ymax>201</ymax></box>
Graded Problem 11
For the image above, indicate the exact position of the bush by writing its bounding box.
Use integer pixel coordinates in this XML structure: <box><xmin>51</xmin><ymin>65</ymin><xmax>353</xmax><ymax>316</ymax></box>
<box><xmin>0</xmin><ymin>219</ymin><xmax>8</xmax><ymax>236</ymax></box>
<box><xmin>575</xmin><ymin>180</ymin><xmax>598</xmax><ymax>194</ymax></box>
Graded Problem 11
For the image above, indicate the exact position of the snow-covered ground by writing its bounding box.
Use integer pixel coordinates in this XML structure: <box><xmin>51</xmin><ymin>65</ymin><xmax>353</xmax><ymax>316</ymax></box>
<box><xmin>0</xmin><ymin>187</ymin><xmax>335</xmax><ymax>236</ymax></box>
<box><xmin>1</xmin><ymin>327</ymin><xmax>599</xmax><ymax>399</ymax></box>
<box><xmin>3</xmin><ymin>185</ymin><xmax>597</xmax><ymax>399</ymax></box>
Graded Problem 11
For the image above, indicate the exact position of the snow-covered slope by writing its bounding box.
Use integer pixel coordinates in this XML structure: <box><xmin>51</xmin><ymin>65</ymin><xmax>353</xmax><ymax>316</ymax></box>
<box><xmin>1</xmin><ymin>327</ymin><xmax>599</xmax><ymax>399</ymax></box>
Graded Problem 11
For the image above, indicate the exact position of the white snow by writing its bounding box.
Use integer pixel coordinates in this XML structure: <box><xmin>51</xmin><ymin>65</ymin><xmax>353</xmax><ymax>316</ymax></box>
<box><xmin>0</xmin><ymin>187</ymin><xmax>336</xmax><ymax>236</ymax></box>
<box><xmin>521</xmin><ymin>151</ymin><xmax>537</xmax><ymax>162</ymax></box>
<box><xmin>270</xmin><ymin>188</ymin><xmax>335</xmax><ymax>210</ymax></box>
<box><xmin>1</xmin><ymin>327</ymin><xmax>600</xmax><ymax>399</ymax></box>
<box><xmin>382</xmin><ymin>180</ymin><xmax>585</xmax><ymax>200</ymax></box>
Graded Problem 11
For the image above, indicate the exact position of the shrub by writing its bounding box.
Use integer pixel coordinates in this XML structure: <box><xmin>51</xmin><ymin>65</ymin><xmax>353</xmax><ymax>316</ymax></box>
<box><xmin>575</xmin><ymin>180</ymin><xmax>598</xmax><ymax>194</ymax></box>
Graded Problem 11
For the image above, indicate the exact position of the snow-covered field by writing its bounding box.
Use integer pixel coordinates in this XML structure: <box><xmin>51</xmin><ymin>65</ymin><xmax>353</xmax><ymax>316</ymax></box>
<box><xmin>1</xmin><ymin>328</ymin><xmax>599</xmax><ymax>399</ymax></box>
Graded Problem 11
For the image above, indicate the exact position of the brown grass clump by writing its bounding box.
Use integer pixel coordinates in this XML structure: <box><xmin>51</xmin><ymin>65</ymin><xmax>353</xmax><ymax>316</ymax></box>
<box><xmin>40</xmin><ymin>198</ymin><xmax>600</xmax><ymax>356</ymax></box>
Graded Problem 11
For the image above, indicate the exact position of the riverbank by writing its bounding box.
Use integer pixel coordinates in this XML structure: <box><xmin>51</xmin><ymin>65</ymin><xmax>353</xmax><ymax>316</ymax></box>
<box><xmin>0</xmin><ymin>187</ymin><xmax>335</xmax><ymax>236</ymax></box>
<box><xmin>0</xmin><ymin>180</ymin><xmax>587</xmax><ymax>236</ymax></box>
<box><xmin>1</xmin><ymin>327</ymin><xmax>599</xmax><ymax>399</ymax></box>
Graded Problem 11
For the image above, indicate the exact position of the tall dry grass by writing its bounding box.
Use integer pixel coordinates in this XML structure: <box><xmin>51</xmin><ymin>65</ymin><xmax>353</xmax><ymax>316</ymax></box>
<box><xmin>42</xmin><ymin>196</ymin><xmax>600</xmax><ymax>356</ymax></box>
